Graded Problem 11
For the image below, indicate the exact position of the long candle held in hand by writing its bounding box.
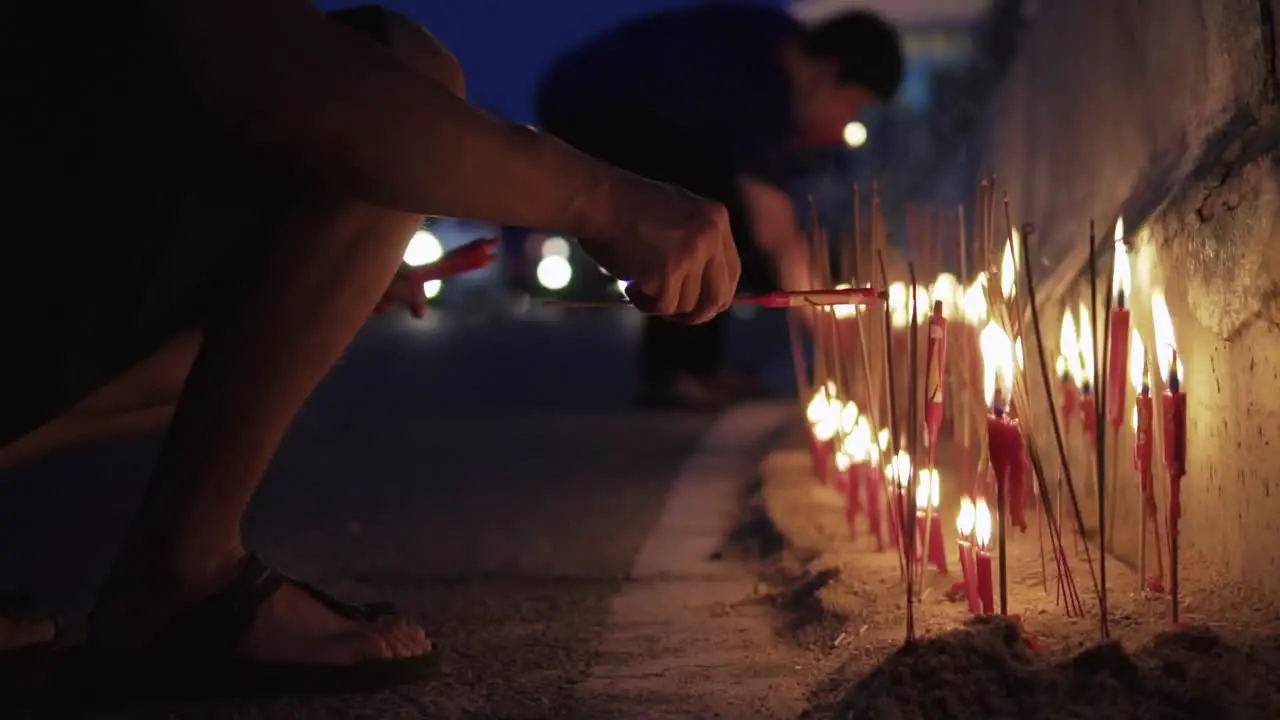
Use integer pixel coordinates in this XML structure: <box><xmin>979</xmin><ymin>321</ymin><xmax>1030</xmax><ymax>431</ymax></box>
<box><xmin>545</xmin><ymin>287</ymin><xmax>887</xmax><ymax>309</ymax></box>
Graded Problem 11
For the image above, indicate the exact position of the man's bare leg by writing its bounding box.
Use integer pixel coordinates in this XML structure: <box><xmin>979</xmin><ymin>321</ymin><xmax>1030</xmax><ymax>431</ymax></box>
<box><xmin>89</xmin><ymin>193</ymin><xmax>431</xmax><ymax>664</ymax></box>
<box><xmin>0</xmin><ymin>333</ymin><xmax>201</xmax><ymax>469</ymax></box>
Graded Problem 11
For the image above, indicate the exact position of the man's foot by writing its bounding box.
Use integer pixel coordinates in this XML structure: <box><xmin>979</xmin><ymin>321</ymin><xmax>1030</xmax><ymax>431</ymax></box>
<box><xmin>636</xmin><ymin>374</ymin><xmax>729</xmax><ymax>412</ymax></box>
<box><xmin>0</xmin><ymin>615</ymin><xmax>57</xmax><ymax>653</ymax></box>
<box><xmin>71</xmin><ymin>553</ymin><xmax>436</xmax><ymax>703</ymax></box>
<box><xmin>89</xmin><ymin>553</ymin><xmax>429</xmax><ymax>666</ymax></box>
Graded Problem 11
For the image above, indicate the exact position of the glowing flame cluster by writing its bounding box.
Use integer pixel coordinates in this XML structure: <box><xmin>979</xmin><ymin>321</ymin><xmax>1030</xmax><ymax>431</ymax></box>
<box><xmin>884</xmin><ymin>272</ymin><xmax>988</xmax><ymax>329</ymax></box>
<box><xmin>915</xmin><ymin>468</ymin><xmax>940</xmax><ymax>509</ymax></box>
<box><xmin>808</xmin><ymin>382</ymin><xmax>889</xmax><ymax>478</ymax></box>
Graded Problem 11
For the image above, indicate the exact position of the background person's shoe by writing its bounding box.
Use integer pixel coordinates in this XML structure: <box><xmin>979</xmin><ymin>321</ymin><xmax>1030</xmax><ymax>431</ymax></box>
<box><xmin>635</xmin><ymin>375</ymin><xmax>729</xmax><ymax>412</ymax></box>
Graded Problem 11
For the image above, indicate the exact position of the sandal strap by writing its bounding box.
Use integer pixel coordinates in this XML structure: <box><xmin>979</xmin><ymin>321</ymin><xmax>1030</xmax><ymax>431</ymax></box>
<box><xmin>150</xmin><ymin>554</ymin><xmax>284</xmax><ymax>654</ymax></box>
<box><xmin>286</xmin><ymin>577</ymin><xmax>397</xmax><ymax>623</ymax></box>
<box><xmin>148</xmin><ymin>554</ymin><xmax>398</xmax><ymax>656</ymax></box>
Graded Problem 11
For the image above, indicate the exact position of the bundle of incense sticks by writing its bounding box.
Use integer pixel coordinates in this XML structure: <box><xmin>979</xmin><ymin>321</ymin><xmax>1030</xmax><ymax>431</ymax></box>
<box><xmin>545</xmin><ymin>287</ymin><xmax>886</xmax><ymax>309</ymax></box>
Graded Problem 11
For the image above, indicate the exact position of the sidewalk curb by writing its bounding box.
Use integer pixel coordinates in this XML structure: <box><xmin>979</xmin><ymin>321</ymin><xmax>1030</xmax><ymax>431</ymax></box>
<box><xmin>576</xmin><ymin>402</ymin><xmax>818</xmax><ymax>719</ymax></box>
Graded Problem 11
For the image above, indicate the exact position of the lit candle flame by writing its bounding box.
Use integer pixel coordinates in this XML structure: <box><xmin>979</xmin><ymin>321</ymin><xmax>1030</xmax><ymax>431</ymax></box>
<box><xmin>839</xmin><ymin>401</ymin><xmax>860</xmax><ymax>436</ymax></box>
<box><xmin>1078</xmin><ymin>304</ymin><xmax>1095</xmax><ymax>383</ymax></box>
<box><xmin>979</xmin><ymin>321</ymin><xmax>1015</xmax><ymax>409</ymax></box>
<box><xmin>963</xmin><ymin>273</ymin><xmax>989</xmax><ymax>326</ymax></box>
<box><xmin>1113</xmin><ymin>219</ymin><xmax>1131</xmax><ymax>307</ymax></box>
<box><xmin>888</xmin><ymin>283</ymin><xmax>908</xmax><ymax>328</ymax></box>
<box><xmin>1000</xmin><ymin>230</ymin><xmax>1019</xmax><ymax>299</ymax></box>
<box><xmin>835</xmin><ymin>449</ymin><xmax>851</xmax><ymax>472</ymax></box>
<box><xmin>1058</xmin><ymin>308</ymin><xmax>1082</xmax><ymax>385</ymax></box>
<box><xmin>843</xmin><ymin>417</ymin><xmax>874</xmax><ymax>463</ymax></box>
<box><xmin>910</xmin><ymin>286</ymin><xmax>931</xmax><ymax>326</ymax></box>
<box><xmin>974</xmin><ymin>498</ymin><xmax>993</xmax><ymax>548</ymax></box>
<box><xmin>915</xmin><ymin>468</ymin><xmax>941</xmax><ymax>509</ymax></box>
<box><xmin>813</xmin><ymin>398</ymin><xmax>841</xmax><ymax>441</ymax></box>
<box><xmin>1151</xmin><ymin>291</ymin><xmax>1183</xmax><ymax>386</ymax></box>
<box><xmin>932</xmin><ymin>273</ymin><xmax>960</xmax><ymax>320</ymax></box>
<box><xmin>832</xmin><ymin>282</ymin><xmax>861</xmax><ymax>319</ymax></box>
<box><xmin>888</xmin><ymin>451</ymin><xmax>912</xmax><ymax>487</ymax></box>
<box><xmin>1015</xmin><ymin>337</ymin><xmax>1024</xmax><ymax>371</ymax></box>
<box><xmin>957</xmin><ymin>495</ymin><xmax>975</xmax><ymax>536</ymax></box>
<box><xmin>877</xmin><ymin>427</ymin><xmax>890</xmax><ymax>452</ymax></box>
<box><xmin>805</xmin><ymin>386</ymin><xmax>831</xmax><ymax>425</ymax></box>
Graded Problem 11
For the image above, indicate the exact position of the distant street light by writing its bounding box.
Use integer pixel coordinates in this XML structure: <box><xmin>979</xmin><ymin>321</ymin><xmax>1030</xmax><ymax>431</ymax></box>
<box><xmin>843</xmin><ymin>121</ymin><xmax>869</xmax><ymax>148</ymax></box>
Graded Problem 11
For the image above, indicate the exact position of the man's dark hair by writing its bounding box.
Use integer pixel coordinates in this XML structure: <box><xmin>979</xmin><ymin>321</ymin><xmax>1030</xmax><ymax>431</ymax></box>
<box><xmin>803</xmin><ymin>12</ymin><xmax>904</xmax><ymax>103</ymax></box>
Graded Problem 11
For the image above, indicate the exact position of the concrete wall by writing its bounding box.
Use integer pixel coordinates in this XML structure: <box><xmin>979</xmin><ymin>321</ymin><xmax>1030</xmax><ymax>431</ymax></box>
<box><xmin>956</xmin><ymin>0</ymin><xmax>1280</xmax><ymax>598</ymax></box>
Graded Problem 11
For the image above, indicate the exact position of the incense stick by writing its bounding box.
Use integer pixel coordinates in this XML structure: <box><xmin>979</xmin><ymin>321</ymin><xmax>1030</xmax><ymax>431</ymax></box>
<box><xmin>1020</xmin><ymin>223</ymin><xmax>1097</xmax><ymax>615</ymax></box>
<box><xmin>1089</xmin><ymin>221</ymin><xmax>1112</xmax><ymax>640</ymax></box>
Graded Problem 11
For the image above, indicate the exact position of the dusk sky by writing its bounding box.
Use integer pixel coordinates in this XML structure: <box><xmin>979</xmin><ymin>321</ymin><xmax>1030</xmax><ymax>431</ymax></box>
<box><xmin>317</xmin><ymin>0</ymin><xmax>785</xmax><ymax>123</ymax></box>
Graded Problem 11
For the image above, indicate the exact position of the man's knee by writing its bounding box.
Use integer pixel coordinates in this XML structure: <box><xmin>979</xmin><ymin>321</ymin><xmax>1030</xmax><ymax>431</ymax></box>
<box><xmin>328</xmin><ymin>6</ymin><xmax>466</xmax><ymax>98</ymax></box>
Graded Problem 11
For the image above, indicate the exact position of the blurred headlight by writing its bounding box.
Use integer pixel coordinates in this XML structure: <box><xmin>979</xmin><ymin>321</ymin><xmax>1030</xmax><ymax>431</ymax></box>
<box><xmin>536</xmin><ymin>255</ymin><xmax>573</xmax><ymax>291</ymax></box>
<box><xmin>403</xmin><ymin>229</ymin><xmax>443</xmax><ymax>266</ymax></box>
<box><xmin>843</xmin><ymin>121</ymin><xmax>868</xmax><ymax>149</ymax></box>
<box><xmin>541</xmin><ymin>236</ymin><xmax>571</xmax><ymax>258</ymax></box>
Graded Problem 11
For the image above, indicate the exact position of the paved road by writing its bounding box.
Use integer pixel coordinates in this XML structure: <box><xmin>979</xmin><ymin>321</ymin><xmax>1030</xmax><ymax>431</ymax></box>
<box><xmin>0</xmin><ymin>306</ymin><xmax>796</xmax><ymax>718</ymax></box>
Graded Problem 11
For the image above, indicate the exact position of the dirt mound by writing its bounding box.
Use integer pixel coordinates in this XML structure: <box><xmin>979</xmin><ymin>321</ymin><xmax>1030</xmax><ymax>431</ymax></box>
<box><xmin>830</xmin><ymin>616</ymin><xmax>1280</xmax><ymax>720</ymax></box>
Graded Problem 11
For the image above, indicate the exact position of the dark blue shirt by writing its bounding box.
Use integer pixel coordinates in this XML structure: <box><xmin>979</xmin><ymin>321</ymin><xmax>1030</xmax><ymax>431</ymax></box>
<box><xmin>535</xmin><ymin>5</ymin><xmax>800</xmax><ymax>188</ymax></box>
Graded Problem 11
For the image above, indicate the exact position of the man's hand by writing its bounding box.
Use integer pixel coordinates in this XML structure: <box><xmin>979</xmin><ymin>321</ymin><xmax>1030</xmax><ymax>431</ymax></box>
<box><xmin>578</xmin><ymin>179</ymin><xmax>740</xmax><ymax>324</ymax></box>
<box><xmin>375</xmin><ymin>270</ymin><xmax>430</xmax><ymax>318</ymax></box>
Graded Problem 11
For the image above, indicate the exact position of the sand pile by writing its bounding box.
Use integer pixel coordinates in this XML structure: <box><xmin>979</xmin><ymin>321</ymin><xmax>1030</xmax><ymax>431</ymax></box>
<box><xmin>833</xmin><ymin>616</ymin><xmax>1280</xmax><ymax>720</ymax></box>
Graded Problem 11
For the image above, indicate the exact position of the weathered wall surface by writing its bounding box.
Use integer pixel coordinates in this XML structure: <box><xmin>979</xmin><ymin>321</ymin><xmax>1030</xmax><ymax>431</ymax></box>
<box><xmin>954</xmin><ymin>0</ymin><xmax>1280</xmax><ymax>599</ymax></box>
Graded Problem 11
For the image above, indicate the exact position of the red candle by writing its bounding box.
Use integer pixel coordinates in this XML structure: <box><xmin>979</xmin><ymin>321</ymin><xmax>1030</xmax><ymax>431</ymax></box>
<box><xmin>955</xmin><ymin>496</ymin><xmax>981</xmax><ymax>613</ymax></box>
<box><xmin>1107</xmin><ymin>228</ymin><xmax>1133</xmax><ymax>429</ymax></box>
<box><xmin>1135</xmin><ymin>374</ymin><xmax>1165</xmax><ymax>594</ymax></box>
<box><xmin>974</xmin><ymin>498</ymin><xmax>995</xmax><ymax>614</ymax></box>
<box><xmin>810</xmin><ymin>434</ymin><xmax>834</xmax><ymax>485</ymax></box>
<box><xmin>1079</xmin><ymin>388</ymin><xmax>1097</xmax><ymax>443</ymax></box>
<box><xmin>1152</xmin><ymin>292</ymin><xmax>1185</xmax><ymax>622</ymax></box>
<box><xmin>1107</xmin><ymin>308</ymin><xmax>1131</xmax><ymax>429</ymax></box>
<box><xmin>987</xmin><ymin>400</ymin><xmax>1027</xmax><ymax>532</ymax></box>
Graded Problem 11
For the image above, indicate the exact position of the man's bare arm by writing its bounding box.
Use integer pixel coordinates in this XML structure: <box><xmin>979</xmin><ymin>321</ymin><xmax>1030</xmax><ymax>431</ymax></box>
<box><xmin>736</xmin><ymin>176</ymin><xmax>814</xmax><ymax>290</ymax></box>
<box><xmin>146</xmin><ymin>0</ymin><xmax>624</xmax><ymax>237</ymax></box>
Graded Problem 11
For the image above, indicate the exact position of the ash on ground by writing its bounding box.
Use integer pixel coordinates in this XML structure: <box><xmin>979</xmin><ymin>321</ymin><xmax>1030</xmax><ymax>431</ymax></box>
<box><xmin>829</xmin><ymin>615</ymin><xmax>1280</xmax><ymax>719</ymax></box>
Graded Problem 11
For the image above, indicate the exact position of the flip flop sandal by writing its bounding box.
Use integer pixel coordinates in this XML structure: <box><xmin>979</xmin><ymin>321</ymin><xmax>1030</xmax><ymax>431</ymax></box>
<box><xmin>0</xmin><ymin>592</ymin><xmax>63</xmax><ymax>697</ymax></box>
<box><xmin>58</xmin><ymin>554</ymin><xmax>436</xmax><ymax>706</ymax></box>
